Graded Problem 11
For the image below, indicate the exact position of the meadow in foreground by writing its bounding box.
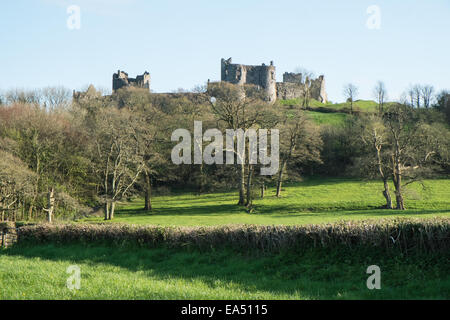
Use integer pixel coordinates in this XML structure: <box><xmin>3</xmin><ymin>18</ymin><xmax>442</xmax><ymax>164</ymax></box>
<box><xmin>81</xmin><ymin>178</ymin><xmax>450</xmax><ymax>226</ymax></box>
<box><xmin>3</xmin><ymin>178</ymin><xmax>449</xmax><ymax>300</ymax></box>
<box><xmin>1</xmin><ymin>244</ymin><xmax>448</xmax><ymax>300</ymax></box>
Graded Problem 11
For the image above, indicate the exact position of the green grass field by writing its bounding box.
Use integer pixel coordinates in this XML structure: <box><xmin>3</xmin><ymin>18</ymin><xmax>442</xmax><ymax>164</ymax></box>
<box><xmin>280</xmin><ymin>99</ymin><xmax>387</xmax><ymax>127</ymax></box>
<box><xmin>1</xmin><ymin>244</ymin><xmax>448</xmax><ymax>299</ymax></box>
<box><xmin>279</xmin><ymin>98</ymin><xmax>381</xmax><ymax>113</ymax></box>
<box><xmin>2</xmin><ymin>178</ymin><xmax>449</xmax><ymax>300</ymax></box>
<box><xmin>81</xmin><ymin>178</ymin><xmax>450</xmax><ymax>226</ymax></box>
<box><xmin>306</xmin><ymin>111</ymin><xmax>349</xmax><ymax>126</ymax></box>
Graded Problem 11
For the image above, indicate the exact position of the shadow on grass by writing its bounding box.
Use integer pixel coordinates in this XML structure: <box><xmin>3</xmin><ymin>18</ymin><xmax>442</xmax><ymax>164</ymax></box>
<box><xmin>113</xmin><ymin>200</ymin><xmax>449</xmax><ymax>221</ymax></box>
<box><xmin>2</xmin><ymin>243</ymin><xmax>449</xmax><ymax>299</ymax></box>
<box><xmin>117</xmin><ymin>203</ymin><xmax>243</xmax><ymax>217</ymax></box>
<box><xmin>267</xmin><ymin>208</ymin><xmax>450</xmax><ymax>219</ymax></box>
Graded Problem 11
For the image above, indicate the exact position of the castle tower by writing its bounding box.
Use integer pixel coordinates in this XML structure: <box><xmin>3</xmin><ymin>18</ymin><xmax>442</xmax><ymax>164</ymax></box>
<box><xmin>261</xmin><ymin>62</ymin><xmax>276</xmax><ymax>103</ymax></box>
<box><xmin>112</xmin><ymin>70</ymin><xmax>151</xmax><ymax>93</ymax></box>
<box><xmin>220</xmin><ymin>58</ymin><xmax>277</xmax><ymax>103</ymax></box>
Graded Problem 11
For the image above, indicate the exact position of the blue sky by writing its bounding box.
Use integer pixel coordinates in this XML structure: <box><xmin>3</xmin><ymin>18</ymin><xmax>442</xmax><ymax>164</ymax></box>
<box><xmin>0</xmin><ymin>0</ymin><xmax>449</xmax><ymax>102</ymax></box>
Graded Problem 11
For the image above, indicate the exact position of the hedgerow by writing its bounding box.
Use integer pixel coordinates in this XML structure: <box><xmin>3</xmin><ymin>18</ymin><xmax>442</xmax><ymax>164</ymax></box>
<box><xmin>16</xmin><ymin>218</ymin><xmax>450</xmax><ymax>254</ymax></box>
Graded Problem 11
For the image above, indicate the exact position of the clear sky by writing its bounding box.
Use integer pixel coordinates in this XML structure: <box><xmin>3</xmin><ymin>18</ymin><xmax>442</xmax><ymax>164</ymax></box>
<box><xmin>1</xmin><ymin>0</ymin><xmax>449</xmax><ymax>102</ymax></box>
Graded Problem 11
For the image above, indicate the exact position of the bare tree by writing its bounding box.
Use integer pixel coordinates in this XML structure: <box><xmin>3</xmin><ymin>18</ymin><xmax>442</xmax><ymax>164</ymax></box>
<box><xmin>358</xmin><ymin>115</ymin><xmax>393</xmax><ymax>208</ymax></box>
<box><xmin>208</xmin><ymin>82</ymin><xmax>273</xmax><ymax>206</ymax></box>
<box><xmin>382</xmin><ymin>104</ymin><xmax>442</xmax><ymax>210</ymax></box>
<box><xmin>343</xmin><ymin>83</ymin><xmax>359</xmax><ymax>114</ymax></box>
<box><xmin>276</xmin><ymin>109</ymin><xmax>322</xmax><ymax>197</ymax></box>
<box><xmin>92</xmin><ymin>107</ymin><xmax>147</xmax><ymax>220</ymax></box>
<box><xmin>41</xmin><ymin>86</ymin><xmax>72</xmax><ymax>110</ymax></box>
<box><xmin>412</xmin><ymin>85</ymin><xmax>422</xmax><ymax>108</ymax></box>
<box><xmin>43</xmin><ymin>187</ymin><xmax>55</xmax><ymax>223</ymax></box>
<box><xmin>407</xmin><ymin>87</ymin><xmax>415</xmax><ymax>107</ymax></box>
<box><xmin>434</xmin><ymin>90</ymin><xmax>450</xmax><ymax>124</ymax></box>
<box><xmin>373</xmin><ymin>81</ymin><xmax>387</xmax><ymax>115</ymax></box>
<box><xmin>0</xmin><ymin>151</ymin><xmax>37</xmax><ymax>221</ymax></box>
<box><xmin>5</xmin><ymin>88</ymin><xmax>42</xmax><ymax>105</ymax></box>
<box><xmin>137</xmin><ymin>104</ymin><xmax>168</xmax><ymax>212</ymax></box>
<box><xmin>421</xmin><ymin>85</ymin><xmax>434</xmax><ymax>108</ymax></box>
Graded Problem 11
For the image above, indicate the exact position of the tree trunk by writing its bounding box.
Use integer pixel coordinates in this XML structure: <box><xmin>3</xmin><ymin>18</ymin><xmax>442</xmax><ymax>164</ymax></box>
<box><xmin>104</xmin><ymin>201</ymin><xmax>109</xmax><ymax>220</ymax></box>
<box><xmin>46</xmin><ymin>187</ymin><xmax>55</xmax><ymax>223</ymax></box>
<box><xmin>238</xmin><ymin>163</ymin><xmax>246</xmax><ymax>206</ymax></box>
<box><xmin>144</xmin><ymin>171</ymin><xmax>152</xmax><ymax>211</ymax></box>
<box><xmin>245</xmin><ymin>165</ymin><xmax>254</xmax><ymax>207</ymax></box>
<box><xmin>21</xmin><ymin>201</ymin><xmax>25</xmax><ymax>221</ymax></box>
<box><xmin>109</xmin><ymin>201</ymin><xmax>116</xmax><ymax>220</ymax></box>
<box><xmin>395</xmin><ymin>189</ymin><xmax>405</xmax><ymax>210</ymax></box>
<box><xmin>198</xmin><ymin>163</ymin><xmax>205</xmax><ymax>194</ymax></box>
<box><xmin>276</xmin><ymin>159</ymin><xmax>287</xmax><ymax>197</ymax></box>
<box><xmin>379</xmin><ymin>102</ymin><xmax>384</xmax><ymax>116</ymax></box>
<box><xmin>393</xmin><ymin>143</ymin><xmax>406</xmax><ymax>210</ymax></box>
<box><xmin>382</xmin><ymin>179</ymin><xmax>393</xmax><ymax>209</ymax></box>
<box><xmin>375</xmin><ymin>145</ymin><xmax>392</xmax><ymax>209</ymax></box>
<box><xmin>261</xmin><ymin>181</ymin><xmax>265</xmax><ymax>199</ymax></box>
<box><xmin>394</xmin><ymin>178</ymin><xmax>405</xmax><ymax>210</ymax></box>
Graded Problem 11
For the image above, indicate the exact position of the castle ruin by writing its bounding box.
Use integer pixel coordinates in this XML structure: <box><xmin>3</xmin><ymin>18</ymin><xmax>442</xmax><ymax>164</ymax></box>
<box><xmin>73</xmin><ymin>84</ymin><xmax>102</xmax><ymax>102</ymax></box>
<box><xmin>74</xmin><ymin>59</ymin><xmax>327</xmax><ymax>105</ymax></box>
<box><xmin>277</xmin><ymin>72</ymin><xmax>327</xmax><ymax>102</ymax></box>
<box><xmin>221</xmin><ymin>58</ymin><xmax>277</xmax><ymax>102</ymax></box>
<box><xmin>220</xmin><ymin>58</ymin><xmax>327</xmax><ymax>103</ymax></box>
<box><xmin>112</xmin><ymin>70</ymin><xmax>150</xmax><ymax>92</ymax></box>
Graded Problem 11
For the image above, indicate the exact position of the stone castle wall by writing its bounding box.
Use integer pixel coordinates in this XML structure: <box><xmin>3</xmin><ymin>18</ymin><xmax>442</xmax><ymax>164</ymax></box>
<box><xmin>221</xmin><ymin>58</ymin><xmax>277</xmax><ymax>103</ymax></box>
<box><xmin>112</xmin><ymin>70</ymin><xmax>150</xmax><ymax>92</ymax></box>
<box><xmin>74</xmin><ymin>60</ymin><xmax>327</xmax><ymax>104</ymax></box>
<box><xmin>220</xmin><ymin>58</ymin><xmax>327</xmax><ymax>103</ymax></box>
<box><xmin>277</xmin><ymin>74</ymin><xmax>327</xmax><ymax>102</ymax></box>
<box><xmin>276</xmin><ymin>82</ymin><xmax>306</xmax><ymax>100</ymax></box>
<box><xmin>0</xmin><ymin>222</ymin><xmax>18</xmax><ymax>248</ymax></box>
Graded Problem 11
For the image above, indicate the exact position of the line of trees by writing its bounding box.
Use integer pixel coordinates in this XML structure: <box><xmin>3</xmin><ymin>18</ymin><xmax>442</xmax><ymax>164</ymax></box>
<box><xmin>355</xmin><ymin>105</ymin><xmax>449</xmax><ymax>209</ymax></box>
<box><xmin>0</xmin><ymin>82</ymin><xmax>449</xmax><ymax>222</ymax></box>
<box><xmin>406</xmin><ymin>84</ymin><xmax>435</xmax><ymax>108</ymax></box>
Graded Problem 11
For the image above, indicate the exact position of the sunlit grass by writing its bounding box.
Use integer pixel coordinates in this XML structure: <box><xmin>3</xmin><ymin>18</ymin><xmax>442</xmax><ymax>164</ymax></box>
<box><xmin>81</xmin><ymin>178</ymin><xmax>450</xmax><ymax>226</ymax></box>
<box><xmin>1</xmin><ymin>244</ymin><xmax>448</xmax><ymax>300</ymax></box>
<box><xmin>279</xmin><ymin>98</ymin><xmax>383</xmax><ymax>113</ymax></box>
<box><xmin>306</xmin><ymin>111</ymin><xmax>349</xmax><ymax>126</ymax></box>
<box><xmin>3</xmin><ymin>178</ymin><xmax>449</xmax><ymax>300</ymax></box>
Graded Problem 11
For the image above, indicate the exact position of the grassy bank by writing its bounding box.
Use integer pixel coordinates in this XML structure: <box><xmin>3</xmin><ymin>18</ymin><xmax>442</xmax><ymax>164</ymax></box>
<box><xmin>279</xmin><ymin>98</ymin><xmax>380</xmax><ymax>113</ymax></box>
<box><xmin>305</xmin><ymin>111</ymin><xmax>349</xmax><ymax>126</ymax></box>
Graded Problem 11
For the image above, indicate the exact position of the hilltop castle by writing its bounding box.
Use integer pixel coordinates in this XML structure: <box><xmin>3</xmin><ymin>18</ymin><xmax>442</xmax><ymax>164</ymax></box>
<box><xmin>220</xmin><ymin>58</ymin><xmax>277</xmax><ymax>102</ymax></box>
<box><xmin>219</xmin><ymin>57</ymin><xmax>327</xmax><ymax>103</ymax></box>
<box><xmin>112</xmin><ymin>70</ymin><xmax>150</xmax><ymax>92</ymax></box>
<box><xmin>73</xmin><ymin>58</ymin><xmax>327</xmax><ymax>104</ymax></box>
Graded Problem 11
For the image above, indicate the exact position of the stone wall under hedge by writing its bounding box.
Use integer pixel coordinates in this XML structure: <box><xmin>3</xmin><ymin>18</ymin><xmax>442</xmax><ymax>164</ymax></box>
<box><xmin>0</xmin><ymin>222</ymin><xmax>18</xmax><ymax>248</ymax></box>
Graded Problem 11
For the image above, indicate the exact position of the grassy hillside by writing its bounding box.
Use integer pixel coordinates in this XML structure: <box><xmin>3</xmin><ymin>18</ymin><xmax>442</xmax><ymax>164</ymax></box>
<box><xmin>306</xmin><ymin>111</ymin><xmax>349</xmax><ymax>126</ymax></box>
<box><xmin>280</xmin><ymin>98</ymin><xmax>379</xmax><ymax>112</ymax></box>
<box><xmin>81</xmin><ymin>178</ymin><xmax>450</xmax><ymax>226</ymax></box>
<box><xmin>329</xmin><ymin>100</ymin><xmax>378</xmax><ymax>112</ymax></box>
<box><xmin>278</xmin><ymin>98</ymin><xmax>398</xmax><ymax>114</ymax></box>
<box><xmin>279</xmin><ymin>98</ymin><xmax>327</xmax><ymax>108</ymax></box>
